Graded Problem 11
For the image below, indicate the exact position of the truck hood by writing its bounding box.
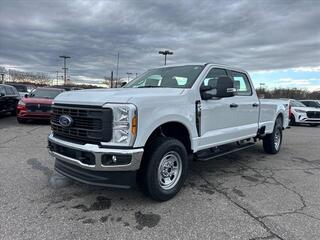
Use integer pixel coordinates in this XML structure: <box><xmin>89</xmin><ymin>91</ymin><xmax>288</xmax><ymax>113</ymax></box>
<box><xmin>54</xmin><ymin>88</ymin><xmax>185</xmax><ymax>106</ymax></box>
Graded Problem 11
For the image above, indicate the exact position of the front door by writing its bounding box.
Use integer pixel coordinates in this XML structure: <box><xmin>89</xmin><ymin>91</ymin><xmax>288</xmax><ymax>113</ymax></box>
<box><xmin>198</xmin><ymin>68</ymin><xmax>239</xmax><ymax>150</ymax></box>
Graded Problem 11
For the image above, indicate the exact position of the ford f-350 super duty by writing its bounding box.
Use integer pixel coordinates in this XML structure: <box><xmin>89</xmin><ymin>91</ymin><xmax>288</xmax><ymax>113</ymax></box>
<box><xmin>48</xmin><ymin>63</ymin><xmax>289</xmax><ymax>201</ymax></box>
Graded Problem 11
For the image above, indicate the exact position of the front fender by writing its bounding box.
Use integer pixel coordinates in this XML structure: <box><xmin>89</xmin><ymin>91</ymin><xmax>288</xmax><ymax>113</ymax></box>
<box><xmin>133</xmin><ymin>106</ymin><xmax>197</xmax><ymax>150</ymax></box>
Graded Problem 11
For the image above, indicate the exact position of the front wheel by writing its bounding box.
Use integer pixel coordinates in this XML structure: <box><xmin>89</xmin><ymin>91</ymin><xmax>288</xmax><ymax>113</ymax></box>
<box><xmin>310</xmin><ymin>124</ymin><xmax>319</xmax><ymax>127</ymax></box>
<box><xmin>263</xmin><ymin>118</ymin><xmax>283</xmax><ymax>154</ymax></box>
<box><xmin>141</xmin><ymin>137</ymin><xmax>189</xmax><ymax>201</ymax></box>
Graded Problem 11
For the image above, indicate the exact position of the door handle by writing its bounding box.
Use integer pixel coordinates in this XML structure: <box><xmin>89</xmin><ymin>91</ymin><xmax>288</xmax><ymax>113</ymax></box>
<box><xmin>230</xmin><ymin>103</ymin><xmax>238</xmax><ymax>108</ymax></box>
<box><xmin>252</xmin><ymin>103</ymin><xmax>259</xmax><ymax>107</ymax></box>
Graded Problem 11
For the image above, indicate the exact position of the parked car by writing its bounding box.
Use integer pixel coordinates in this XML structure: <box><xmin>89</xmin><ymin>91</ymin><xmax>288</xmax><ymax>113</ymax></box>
<box><xmin>7</xmin><ymin>83</ymin><xmax>29</xmax><ymax>97</ymax></box>
<box><xmin>0</xmin><ymin>84</ymin><xmax>20</xmax><ymax>116</ymax></box>
<box><xmin>289</xmin><ymin>99</ymin><xmax>320</xmax><ymax>126</ymax></box>
<box><xmin>16</xmin><ymin>87</ymin><xmax>64</xmax><ymax>123</ymax></box>
<box><xmin>48</xmin><ymin>63</ymin><xmax>289</xmax><ymax>201</ymax></box>
<box><xmin>300</xmin><ymin>100</ymin><xmax>320</xmax><ymax>108</ymax></box>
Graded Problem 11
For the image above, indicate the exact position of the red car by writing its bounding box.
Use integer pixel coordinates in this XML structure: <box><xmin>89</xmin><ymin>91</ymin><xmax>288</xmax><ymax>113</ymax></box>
<box><xmin>17</xmin><ymin>87</ymin><xmax>64</xmax><ymax>123</ymax></box>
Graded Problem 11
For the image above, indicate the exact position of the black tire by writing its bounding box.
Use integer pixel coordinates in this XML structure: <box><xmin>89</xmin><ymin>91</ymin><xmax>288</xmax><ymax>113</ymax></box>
<box><xmin>289</xmin><ymin>114</ymin><xmax>296</xmax><ymax>126</ymax></box>
<box><xmin>140</xmin><ymin>137</ymin><xmax>189</xmax><ymax>201</ymax></box>
<box><xmin>17</xmin><ymin>118</ymin><xmax>27</xmax><ymax>124</ymax></box>
<box><xmin>263</xmin><ymin>117</ymin><xmax>283</xmax><ymax>154</ymax></box>
<box><xmin>11</xmin><ymin>110</ymin><xmax>17</xmax><ymax>116</ymax></box>
<box><xmin>310</xmin><ymin>124</ymin><xmax>319</xmax><ymax>127</ymax></box>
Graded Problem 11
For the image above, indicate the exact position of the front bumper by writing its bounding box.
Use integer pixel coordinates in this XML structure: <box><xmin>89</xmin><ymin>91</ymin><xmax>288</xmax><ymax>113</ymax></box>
<box><xmin>48</xmin><ymin>133</ymin><xmax>143</xmax><ymax>188</ymax></box>
<box><xmin>17</xmin><ymin>111</ymin><xmax>52</xmax><ymax>120</ymax></box>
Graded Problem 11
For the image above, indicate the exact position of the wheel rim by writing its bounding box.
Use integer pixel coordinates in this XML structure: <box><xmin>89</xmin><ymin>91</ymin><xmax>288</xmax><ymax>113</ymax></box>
<box><xmin>274</xmin><ymin>128</ymin><xmax>281</xmax><ymax>150</ymax></box>
<box><xmin>158</xmin><ymin>151</ymin><xmax>182</xmax><ymax>190</ymax></box>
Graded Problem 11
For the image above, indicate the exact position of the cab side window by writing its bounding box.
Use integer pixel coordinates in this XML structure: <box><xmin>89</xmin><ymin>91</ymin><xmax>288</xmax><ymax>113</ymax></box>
<box><xmin>231</xmin><ymin>71</ymin><xmax>252</xmax><ymax>96</ymax></box>
<box><xmin>202</xmin><ymin>68</ymin><xmax>228</xmax><ymax>88</ymax></box>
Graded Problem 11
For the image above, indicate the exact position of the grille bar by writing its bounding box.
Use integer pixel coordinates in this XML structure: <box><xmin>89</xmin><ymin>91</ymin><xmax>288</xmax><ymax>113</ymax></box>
<box><xmin>26</xmin><ymin>103</ymin><xmax>52</xmax><ymax>112</ymax></box>
<box><xmin>307</xmin><ymin>111</ymin><xmax>320</xmax><ymax>119</ymax></box>
<box><xmin>51</xmin><ymin>105</ymin><xmax>112</xmax><ymax>143</ymax></box>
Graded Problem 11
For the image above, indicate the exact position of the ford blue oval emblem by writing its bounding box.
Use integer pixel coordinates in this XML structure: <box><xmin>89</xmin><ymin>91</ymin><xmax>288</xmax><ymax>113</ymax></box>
<box><xmin>59</xmin><ymin>115</ymin><xmax>73</xmax><ymax>127</ymax></box>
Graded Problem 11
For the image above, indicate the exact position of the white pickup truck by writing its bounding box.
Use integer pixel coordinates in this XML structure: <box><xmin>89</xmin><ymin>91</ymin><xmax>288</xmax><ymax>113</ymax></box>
<box><xmin>48</xmin><ymin>63</ymin><xmax>289</xmax><ymax>201</ymax></box>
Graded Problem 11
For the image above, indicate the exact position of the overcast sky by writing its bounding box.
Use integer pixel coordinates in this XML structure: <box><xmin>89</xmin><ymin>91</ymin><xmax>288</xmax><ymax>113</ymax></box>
<box><xmin>0</xmin><ymin>0</ymin><xmax>319</xmax><ymax>89</ymax></box>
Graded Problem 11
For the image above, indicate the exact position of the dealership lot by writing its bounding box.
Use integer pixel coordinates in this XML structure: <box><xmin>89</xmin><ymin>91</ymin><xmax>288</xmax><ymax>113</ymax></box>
<box><xmin>1</xmin><ymin>116</ymin><xmax>320</xmax><ymax>240</ymax></box>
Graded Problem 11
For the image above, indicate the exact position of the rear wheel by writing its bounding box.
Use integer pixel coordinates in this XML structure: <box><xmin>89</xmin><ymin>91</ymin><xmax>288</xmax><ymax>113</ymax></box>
<box><xmin>140</xmin><ymin>137</ymin><xmax>189</xmax><ymax>201</ymax></box>
<box><xmin>263</xmin><ymin>117</ymin><xmax>283</xmax><ymax>154</ymax></box>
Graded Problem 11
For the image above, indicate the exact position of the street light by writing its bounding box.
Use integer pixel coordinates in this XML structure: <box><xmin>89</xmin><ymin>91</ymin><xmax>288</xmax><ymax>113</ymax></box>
<box><xmin>158</xmin><ymin>50</ymin><xmax>173</xmax><ymax>66</ymax></box>
<box><xmin>126</xmin><ymin>72</ymin><xmax>132</xmax><ymax>81</ymax></box>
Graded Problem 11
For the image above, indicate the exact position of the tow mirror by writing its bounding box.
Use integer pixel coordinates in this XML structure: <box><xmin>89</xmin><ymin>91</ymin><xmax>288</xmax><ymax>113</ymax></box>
<box><xmin>215</xmin><ymin>76</ymin><xmax>235</xmax><ymax>98</ymax></box>
<box><xmin>200</xmin><ymin>76</ymin><xmax>235</xmax><ymax>100</ymax></box>
<box><xmin>120</xmin><ymin>82</ymin><xmax>127</xmax><ymax>87</ymax></box>
<box><xmin>200</xmin><ymin>85</ymin><xmax>215</xmax><ymax>100</ymax></box>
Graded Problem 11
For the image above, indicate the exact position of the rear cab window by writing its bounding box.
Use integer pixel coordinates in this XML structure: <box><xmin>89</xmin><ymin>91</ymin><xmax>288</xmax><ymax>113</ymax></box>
<box><xmin>4</xmin><ymin>86</ymin><xmax>14</xmax><ymax>95</ymax></box>
<box><xmin>230</xmin><ymin>71</ymin><xmax>252</xmax><ymax>96</ymax></box>
<box><xmin>0</xmin><ymin>86</ymin><xmax>6</xmax><ymax>96</ymax></box>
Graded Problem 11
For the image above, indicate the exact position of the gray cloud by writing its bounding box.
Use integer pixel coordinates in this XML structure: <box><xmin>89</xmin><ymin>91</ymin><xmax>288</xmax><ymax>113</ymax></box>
<box><xmin>0</xmin><ymin>0</ymin><xmax>319</xmax><ymax>82</ymax></box>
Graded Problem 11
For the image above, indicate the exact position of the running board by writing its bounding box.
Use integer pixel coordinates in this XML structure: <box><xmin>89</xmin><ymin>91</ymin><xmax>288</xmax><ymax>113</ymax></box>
<box><xmin>196</xmin><ymin>142</ymin><xmax>255</xmax><ymax>161</ymax></box>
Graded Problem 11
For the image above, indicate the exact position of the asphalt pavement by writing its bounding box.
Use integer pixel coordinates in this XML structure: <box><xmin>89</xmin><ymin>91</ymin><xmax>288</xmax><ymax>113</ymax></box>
<box><xmin>1</xmin><ymin>115</ymin><xmax>320</xmax><ymax>240</ymax></box>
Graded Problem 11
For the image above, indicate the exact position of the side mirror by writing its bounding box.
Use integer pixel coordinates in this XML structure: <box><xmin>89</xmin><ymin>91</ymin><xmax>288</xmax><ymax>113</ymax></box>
<box><xmin>120</xmin><ymin>82</ymin><xmax>127</xmax><ymax>87</ymax></box>
<box><xmin>24</xmin><ymin>94</ymin><xmax>28</xmax><ymax>98</ymax></box>
<box><xmin>0</xmin><ymin>92</ymin><xmax>4</xmax><ymax>97</ymax></box>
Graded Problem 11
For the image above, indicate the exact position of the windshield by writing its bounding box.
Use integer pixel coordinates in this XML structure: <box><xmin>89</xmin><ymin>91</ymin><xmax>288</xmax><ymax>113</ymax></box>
<box><xmin>291</xmin><ymin>100</ymin><xmax>306</xmax><ymax>107</ymax></box>
<box><xmin>12</xmin><ymin>85</ymin><xmax>27</xmax><ymax>92</ymax></box>
<box><xmin>29</xmin><ymin>89</ymin><xmax>62</xmax><ymax>99</ymax></box>
<box><xmin>302</xmin><ymin>101</ymin><xmax>320</xmax><ymax>108</ymax></box>
<box><xmin>124</xmin><ymin>65</ymin><xmax>204</xmax><ymax>89</ymax></box>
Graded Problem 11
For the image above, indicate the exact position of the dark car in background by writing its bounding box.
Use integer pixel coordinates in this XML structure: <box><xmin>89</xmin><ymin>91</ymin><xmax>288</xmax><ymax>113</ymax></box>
<box><xmin>0</xmin><ymin>84</ymin><xmax>20</xmax><ymax>116</ymax></box>
<box><xmin>16</xmin><ymin>87</ymin><xmax>64</xmax><ymax>123</ymax></box>
<box><xmin>7</xmin><ymin>83</ymin><xmax>30</xmax><ymax>97</ymax></box>
<box><xmin>300</xmin><ymin>100</ymin><xmax>320</xmax><ymax>108</ymax></box>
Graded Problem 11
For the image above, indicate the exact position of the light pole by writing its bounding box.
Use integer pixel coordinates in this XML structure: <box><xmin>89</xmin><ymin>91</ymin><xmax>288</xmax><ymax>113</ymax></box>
<box><xmin>158</xmin><ymin>50</ymin><xmax>173</xmax><ymax>65</ymax></box>
<box><xmin>59</xmin><ymin>55</ymin><xmax>71</xmax><ymax>85</ymax></box>
<box><xmin>126</xmin><ymin>72</ymin><xmax>132</xmax><ymax>81</ymax></box>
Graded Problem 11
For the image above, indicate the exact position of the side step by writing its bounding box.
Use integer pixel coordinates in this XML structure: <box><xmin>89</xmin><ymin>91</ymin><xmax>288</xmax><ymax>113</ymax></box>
<box><xmin>195</xmin><ymin>142</ymin><xmax>255</xmax><ymax>161</ymax></box>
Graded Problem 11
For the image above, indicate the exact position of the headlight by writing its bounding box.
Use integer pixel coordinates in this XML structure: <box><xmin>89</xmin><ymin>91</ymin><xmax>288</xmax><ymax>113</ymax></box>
<box><xmin>295</xmin><ymin>109</ymin><xmax>306</xmax><ymax>113</ymax></box>
<box><xmin>18</xmin><ymin>100</ymin><xmax>26</xmax><ymax>106</ymax></box>
<box><xmin>102</xmin><ymin>103</ymin><xmax>137</xmax><ymax>146</ymax></box>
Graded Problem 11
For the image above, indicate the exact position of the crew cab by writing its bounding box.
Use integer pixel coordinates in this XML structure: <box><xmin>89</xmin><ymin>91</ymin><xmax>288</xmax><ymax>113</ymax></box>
<box><xmin>48</xmin><ymin>63</ymin><xmax>289</xmax><ymax>201</ymax></box>
<box><xmin>17</xmin><ymin>87</ymin><xmax>64</xmax><ymax>123</ymax></box>
<box><xmin>289</xmin><ymin>99</ymin><xmax>320</xmax><ymax>126</ymax></box>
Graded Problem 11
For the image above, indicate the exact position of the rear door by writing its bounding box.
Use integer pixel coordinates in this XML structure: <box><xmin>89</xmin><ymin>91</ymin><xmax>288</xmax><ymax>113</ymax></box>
<box><xmin>228</xmin><ymin>70</ymin><xmax>260</xmax><ymax>138</ymax></box>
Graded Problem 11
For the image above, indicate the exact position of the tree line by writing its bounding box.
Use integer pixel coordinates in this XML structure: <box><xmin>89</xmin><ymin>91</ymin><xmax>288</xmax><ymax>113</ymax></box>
<box><xmin>257</xmin><ymin>88</ymin><xmax>320</xmax><ymax>100</ymax></box>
